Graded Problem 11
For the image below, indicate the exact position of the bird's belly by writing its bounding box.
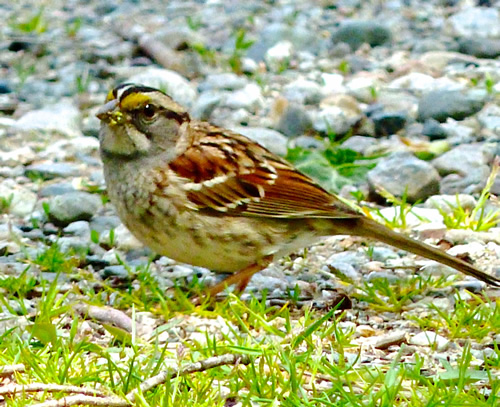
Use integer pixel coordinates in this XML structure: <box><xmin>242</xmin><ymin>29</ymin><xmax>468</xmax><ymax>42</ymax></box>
<box><xmin>122</xmin><ymin>210</ymin><xmax>321</xmax><ymax>272</ymax></box>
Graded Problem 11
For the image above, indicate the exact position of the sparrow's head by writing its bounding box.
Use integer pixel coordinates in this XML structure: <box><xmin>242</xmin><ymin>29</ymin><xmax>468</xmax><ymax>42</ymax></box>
<box><xmin>97</xmin><ymin>84</ymin><xmax>190</xmax><ymax>160</ymax></box>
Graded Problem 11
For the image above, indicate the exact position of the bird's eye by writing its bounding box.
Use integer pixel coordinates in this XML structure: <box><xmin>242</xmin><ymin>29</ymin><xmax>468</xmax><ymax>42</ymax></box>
<box><xmin>142</xmin><ymin>104</ymin><xmax>156</xmax><ymax>119</ymax></box>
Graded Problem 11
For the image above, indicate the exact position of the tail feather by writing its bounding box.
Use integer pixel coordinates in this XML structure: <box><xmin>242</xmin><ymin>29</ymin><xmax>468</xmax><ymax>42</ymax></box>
<box><xmin>353</xmin><ymin>217</ymin><xmax>500</xmax><ymax>287</ymax></box>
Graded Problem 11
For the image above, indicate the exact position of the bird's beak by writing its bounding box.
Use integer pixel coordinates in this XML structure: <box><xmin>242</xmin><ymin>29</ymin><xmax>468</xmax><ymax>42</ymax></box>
<box><xmin>96</xmin><ymin>99</ymin><xmax>123</xmax><ymax>125</ymax></box>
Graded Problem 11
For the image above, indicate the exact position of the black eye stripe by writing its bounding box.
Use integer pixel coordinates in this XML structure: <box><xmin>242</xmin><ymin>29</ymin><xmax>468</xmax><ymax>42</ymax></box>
<box><xmin>163</xmin><ymin>110</ymin><xmax>189</xmax><ymax>124</ymax></box>
<box><xmin>131</xmin><ymin>106</ymin><xmax>188</xmax><ymax>124</ymax></box>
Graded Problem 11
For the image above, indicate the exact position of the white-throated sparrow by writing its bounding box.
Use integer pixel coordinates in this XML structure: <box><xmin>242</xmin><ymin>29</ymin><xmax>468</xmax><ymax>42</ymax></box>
<box><xmin>96</xmin><ymin>84</ymin><xmax>499</xmax><ymax>297</ymax></box>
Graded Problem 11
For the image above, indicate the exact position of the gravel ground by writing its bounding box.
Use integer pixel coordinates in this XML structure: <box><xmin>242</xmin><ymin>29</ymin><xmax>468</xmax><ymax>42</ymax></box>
<box><xmin>0</xmin><ymin>0</ymin><xmax>499</xmax><ymax>384</ymax></box>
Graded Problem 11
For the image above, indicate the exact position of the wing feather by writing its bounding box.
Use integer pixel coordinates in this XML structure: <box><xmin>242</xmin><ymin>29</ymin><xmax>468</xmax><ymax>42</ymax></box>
<box><xmin>169</xmin><ymin>123</ymin><xmax>361</xmax><ymax>219</ymax></box>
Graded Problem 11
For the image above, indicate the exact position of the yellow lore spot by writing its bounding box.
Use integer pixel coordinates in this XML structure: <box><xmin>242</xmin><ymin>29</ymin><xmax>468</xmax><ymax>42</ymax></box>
<box><xmin>120</xmin><ymin>93</ymin><xmax>151</xmax><ymax>110</ymax></box>
<box><xmin>106</xmin><ymin>89</ymin><xmax>116</xmax><ymax>102</ymax></box>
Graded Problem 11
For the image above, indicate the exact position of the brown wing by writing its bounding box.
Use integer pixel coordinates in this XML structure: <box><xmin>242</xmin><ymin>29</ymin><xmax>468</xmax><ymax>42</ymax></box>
<box><xmin>169</xmin><ymin>122</ymin><xmax>361</xmax><ymax>219</ymax></box>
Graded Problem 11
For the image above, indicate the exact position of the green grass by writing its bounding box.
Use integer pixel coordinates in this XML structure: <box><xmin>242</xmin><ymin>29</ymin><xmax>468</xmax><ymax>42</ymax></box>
<box><xmin>10</xmin><ymin>7</ymin><xmax>47</xmax><ymax>34</ymax></box>
<box><xmin>1</xmin><ymin>158</ymin><xmax>498</xmax><ymax>407</ymax></box>
<box><xmin>0</xmin><ymin>263</ymin><xmax>498</xmax><ymax>406</ymax></box>
<box><xmin>228</xmin><ymin>28</ymin><xmax>255</xmax><ymax>74</ymax></box>
<box><xmin>433</xmin><ymin>159</ymin><xmax>500</xmax><ymax>232</ymax></box>
<box><xmin>411</xmin><ymin>291</ymin><xmax>500</xmax><ymax>341</ymax></box>
<box><xmin>286</xmin><ymin>139</ymin><xmax>379</xmax><ymax>194</ymax></box>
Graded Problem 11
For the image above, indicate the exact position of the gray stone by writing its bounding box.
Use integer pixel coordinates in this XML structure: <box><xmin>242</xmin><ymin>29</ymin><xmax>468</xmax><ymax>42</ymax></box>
<box><xmin>40</xmin><ymin>137</ymin><xmax>100</xmax><ymax>161</ymax></box>
<box><xmin>39</xmin><ymin>183</ymin><xmax>76</xmax><ymax>198</ymax></box>
<box><xmin>25</xmin><ymin>163</ymin><xmax>79</xmax><ymax>180</ymax></box>
<box><xmin>0</xmin><ymin>261</ymin><xmax>29</xmax><ymax>276</ymax></box>
<box><xmin>0</xmin><ymin>166</ymin><xmax>23</xmax><ymax>178</ymax></box>
<box><xmin>223</xmin><ymin>84</ymin><xmax>263</xmax><ymax>112</ymax></box>
<box><xmin>89</xmin><ymin>171</ymin><xmax>105</xmax><ymax>187</ymax></box>
<box><xmin>112</xmin><ymin>224</ymin><xmax>143</xmax><ymax>251</ymax></box>
<box><xmin>432</xmin><ymin>144</ymin><xmax>490</xmax><ymax>194</ymax></box>
<box><xmin>90</xmin><ymin>216</ymin><xmax>122</xmax><ymax>234</ymax></box>
<box><xmin>425</xmin><ymin>194</ymin><xmax>477</xmax><ymax>214</ymax></box>
<box><xmin>57</xmin><ymin>236</ymin><xmax>91</xmax><ymax>253</ymax></box>
<box><xmin>452</xmin><ymin>280</ymin><xmax>486</xmax><ymax>293</ymax></box>
<box><xmin>0</xmin><ymin>146</ymin><xmax>36</xmax><ymax>167</ymax></box>
<box><xmin>230</xmin><ymin>126</ymin><xmax>288</xmax><ymax>156</ymax></box>
<box><xmin>458</xmin><ymin>37</ymin><xmax>500</xmax><ymax>59</ymax></box>
<box><xmin>389</xmin><ymin>72</ymin><xmax>464</xmax><ymax>94</ymax></box>
<box><xmin>439</xmin><ymin>122</ymin><xmax>475</xmax><ymax>145</ymax></box>
<box><xmin>417</xmin><ymin>90</ymin><xmax>485</xmax><ymax>123</ymax></box>
<box><xmin>341</xmin><ymin>136</ymin><xmax>378</xmax><ymax>155</ymax></box>
<box><xmin>376</xmin><ymin>91</ymin><xmax>419</xmax><ymax>118</ymax></box>
<box><xmin>370</xmin><ymin>247</ymin><xmax>399</xmax><ymax>262</ymax></box>
<box><xmin>47</xmin><ymin>192</ymin><xmax>102</xmax><ymax>226</ymax></box>
<box><xmin>291</xmin><ymin>135</ymin><xmax>324</xmax><ymax>150</ymax></box>
<box><xmin>276</xmin><ymin>104</ymin><xmax>312</xmax><ymax>137</ymax></box>
<box><xmin>191</xmin><ymin>91</ymin><xmax>224</xmax><ymax>120</ymax></box>
<box><xmin>422</xmin><ymin>119</ymin><xmax>448</xmax><ymax>140</ymax></box>
<box><xmin>126</xmin><ymin>68</ymin><xmax>197</xmax><ymax>108</ymax></box>
<box><xmin>247</xmin><ymin>22</ymin><xmax>319</xmax><ymax>61</ymax></box>
<box><xmin>433</xmin><ymin>143</ymin><xmax>490</xmax><ymax>173</ymax></box>
<box><xmin>409</xmin><ymin>331</ymin><xmax>449</xmax><ymax>351</ymax></box>
<box><xmin>14</xmin><ymin>101</ymin><xmax>81</xmax><ymax>137</ymax></box>
<box><xmin>240</xmin><ymin>57</ymin><xmax>258</xmax><ymax>75</ymax></box>
<box><xmin>326</xmin><ymin>251</ymin><xmax>369</xmax><ymax>270</ymax></box>
<box><xmin>265</xmin><ymin>41</ymin><xmax>293</xmax><ymax>72</ymax></box>
<box><xmin>92</xmin><ymin>40</ymin><xmax>134</xmax><ymax>64</ymax></box>
<box><xmin>283</xmin><ymin>79</ymin><xmax>322</xmax><ymax>105</ymax></box>
<box><xmin>371</xmin><ymin>111</ymin><xmax>407</xmax><ymax>136</ymax></box>
<box><xmin>312</xmin><ymin>106</ymin><xmax>352</xmax><ymax>135</ymax></box>
<box><xmin>63</xmin><ymin>221</ymin><xmax>91</xmax><ymax>238</ymax></box>
<box><xmin>366</xmin><ymin>271</ymin><xmax>403</xmax><ymax>283</ymax></box>
<box><xmin>0</xmin><ymin>180</ymin><xmax>37</xmax><ymax>217</ymax></box>
<box><xmin>446</xmin><ymin>7</ymin><xmax>500</xmax><ymax>38</ymax></box>
<box><xmin>367</xmin><ymin>152</ymin><xmax>440</xmax><ymax>202</ymax></box>
<box><xmin>345</xmin><ymin>75</ymin><xmax>382</xmax><ymax>104</ymax></box>
<box><xmin>331</xmin><ymin>21</ymin><xmax>391</xmax><ymax>50</ymax></box>
<box><xmin>101</xmin><ymin>265</ymin><xmax>130</xmax><ymax>279</ymax></box>
<box><xmin>477</xmin><ymin>103</ymin><xmax>500</xmax><ymax>136</ymax></box>
<box><xmin>0</xmin><ymin>80</ymin><xmax>12</xmax><ymax>94</ymax></box>
<box><xmin>199</xmin><ymin>73</ymin><xmax>248</xmax><ymax>92</ymax></box>
<box><xmin>412</xmin><ymin>38</ymin><xmax>450</xmax><ymax>54</ymax></box>
<box><xmin>325</xmin><ymin>262</ymin><xmax>360</xmax><ymax>280</ymax></box>
<box><xmin>0</xmin><ymin>224</ymin><xmax>22</xmax><ymax>240</ymax></box>
<box><xmin>152</xmin><ymin>26</ymin><xmax>205</xmax><ymax>52</ymax></box>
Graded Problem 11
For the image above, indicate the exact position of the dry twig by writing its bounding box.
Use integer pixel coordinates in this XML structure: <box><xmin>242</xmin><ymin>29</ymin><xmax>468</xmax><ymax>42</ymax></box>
<box><xmin>0</xmin><ymin>383</ymin><xmax>106</xmax><ymax>397</ymax></box>
<box><xmin>30</xmin><ymin>395</ymin><xmax>125</xmax><ymax>407</ymax></box>
<box><xmin>27</xmin><ymin>353</ymin><xmax>250</xmax><ymax>407</ymax></box>
<box><xmin>0</xmin><ymin>363</ymin><xmax>25</xmax><ymax>377</ymax></box>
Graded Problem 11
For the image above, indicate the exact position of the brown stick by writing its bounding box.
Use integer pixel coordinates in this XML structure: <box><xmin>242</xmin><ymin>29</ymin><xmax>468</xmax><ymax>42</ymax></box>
<box><xmin>0</xmin><ymin>363</ymin><xmax>25</xmax><ymax>377</ymax></box>
<box><xmin>0</xmin><ymin>383</ymin><xmax>106</xmax><ymax>397</ymax></box>
<box><xmin>28</xmin><ymin>353</ymin><xmax>250</xmax><ymax>407</ymax></box>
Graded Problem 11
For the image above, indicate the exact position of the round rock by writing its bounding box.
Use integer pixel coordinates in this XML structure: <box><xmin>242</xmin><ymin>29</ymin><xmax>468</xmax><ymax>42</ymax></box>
<box><xmin>14</xmin><ymin>101</ymin><xmax>81</xmax><ymax>138</ymax></box>
<box><xmin>458</xmin><ymin>37</ymin><xmax>500</xmax><ymax>58</ymax></box>
<box><xmin>446</xmin><ymin>6</ymin><xmax>500</xmax><ymax>38</ymax></box>
<box><xmin>409</xmin><ymin>331</ymin><xmax>449</xmax><ymax>351</ymax></box>
<box><xmin>422</xmin><ymin>119</ymin><xmax>448</xmax><ymax>140</ymax></box>
<box><xmin>47</xmin><ymin>191</ymin><xmax>102</xmax><ymax>226</ymax></box>
<box><xmin>371</xmin><ymin>111</ymin><xmax>407</xmax><ymax>137</ymax></box>
<box><xmin>25</xmin><ymin>163</ymin><xmax>80</xmax><ymax>180</ymax></box>
<box><xmin>230</xmin><ymin>126</ymin><xmax>287</xmax><ymax>156</ymax></box>
<box><xmin>276</xmin><ymin>104</ymin><xmax>312</xmax><ymax>137</ymax></box>
<box><xmin>432</xmin><ymin>144</ymin><xmax>490</xmax><ymax>194</ymax></box>
<box><xmin>367</xmin><ymin>152</ymin><xmax>440</xmax><ymax>202</ymax></box>
<box><xmin>331</xmin><ymin>21</ymin><xmax>392</xmax><ymax>50</ymax></box>
<box><xmin>417</xmin><ymin>90</ymin><xmax>485</xmax><ymax>123</ymax></box>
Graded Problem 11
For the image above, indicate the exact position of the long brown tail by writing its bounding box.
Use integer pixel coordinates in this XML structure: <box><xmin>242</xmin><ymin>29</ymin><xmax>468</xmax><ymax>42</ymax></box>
<box><xmin>351</xmin><ymin>217</ymin><xmax>500</xmax><ymax>287</ymax></box>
